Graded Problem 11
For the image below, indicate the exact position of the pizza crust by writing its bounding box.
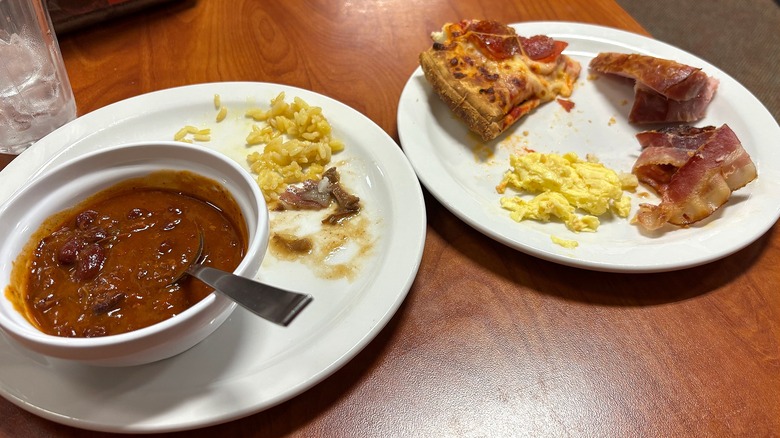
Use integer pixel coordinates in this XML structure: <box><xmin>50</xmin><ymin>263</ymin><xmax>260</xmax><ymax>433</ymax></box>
<box><xmin>419</xmin><ymin>51</ymin><xmax>505</xmax><ymax>141</ymax></box>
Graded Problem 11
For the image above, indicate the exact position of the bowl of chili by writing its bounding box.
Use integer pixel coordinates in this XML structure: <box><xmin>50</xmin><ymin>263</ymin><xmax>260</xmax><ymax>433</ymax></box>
<box><xmin>0</xmin><ymin>141</ymin><xmax>269</xmax><ymax>366</ymax></box>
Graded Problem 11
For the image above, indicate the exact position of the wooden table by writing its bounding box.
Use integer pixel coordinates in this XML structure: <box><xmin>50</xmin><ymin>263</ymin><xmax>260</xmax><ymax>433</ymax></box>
<box><xmin>2</xmin><ymin>0</ymin><xmax>778</xmax><ymax>436</ymax></box>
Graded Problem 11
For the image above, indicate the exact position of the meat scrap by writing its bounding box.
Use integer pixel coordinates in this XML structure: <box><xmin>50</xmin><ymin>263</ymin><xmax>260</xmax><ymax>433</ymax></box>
<box><xmin>632</xmin><ymin>124</ymin><xmax>757</xmax><ymax>230</ymax></box>
<box><xmin>279</xmin><ymin>167</ymin><xmax>361</xmax><ymax>223</ymax></box>
<box><xmin>92</xmin><ymin>291</ymin><xmax>126</xmax><ymax>315</ymax></box>
<box><xmin>589</xmin><ymin>52</ymin><xmax>718</xmax><ymax>124</ymax></box>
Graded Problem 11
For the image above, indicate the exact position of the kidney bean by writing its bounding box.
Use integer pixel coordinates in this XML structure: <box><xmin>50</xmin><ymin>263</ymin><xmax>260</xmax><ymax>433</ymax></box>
<box><xmin>57</xmin><ymin>238</ymin><xmax>82</xmax><ymax>265</ymax></box>
<box><xmin>73</xmin><ymin>243</ymin><xmax>106</xmax><ymax>281</ymax></box>
<box><xmin>75</xmin><ymin>210</ymin><xmax>98</xmax><ymax>230</ymax></box>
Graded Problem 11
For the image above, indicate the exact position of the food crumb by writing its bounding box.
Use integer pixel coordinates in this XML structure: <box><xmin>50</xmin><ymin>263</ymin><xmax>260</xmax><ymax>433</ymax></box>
<box><xmin>556</xmin><ymin>98</ymin><xmax>575</xmax><ymax>112</ymax></box>
<box><xmin>608</xmin><ymin>116</ymin><xmax>617</xmax><ymax>126</ymax></box>
<box><xmin>551</xmin><ymin>235</ymin><xmax>578</xmax><ymax>248</ymax></box>
<box><xmin>472</xmin><ymin>142</ymin><xmax>494</xmax><ymax>162</ymax></box>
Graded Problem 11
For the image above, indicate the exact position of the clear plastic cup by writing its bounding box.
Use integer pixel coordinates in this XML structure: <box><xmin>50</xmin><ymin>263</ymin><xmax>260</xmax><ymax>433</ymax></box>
<box><xmin>1</xmin><ymin>0</ymin><xmax>77</xmax><ymax>155</ymax></box>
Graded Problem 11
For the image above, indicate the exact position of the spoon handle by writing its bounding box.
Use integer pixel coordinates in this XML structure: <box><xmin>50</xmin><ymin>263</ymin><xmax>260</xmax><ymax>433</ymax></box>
<box><xmin>187</xmin><ymin>265</ymin><xmax>313</xmax><ymax>326</ymax></box>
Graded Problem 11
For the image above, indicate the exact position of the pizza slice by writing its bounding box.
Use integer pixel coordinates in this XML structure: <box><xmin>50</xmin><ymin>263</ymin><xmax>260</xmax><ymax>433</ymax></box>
<box><xmin>419</xmin><ymin>19</ymin><xmax>581</xmax><ymax>141</ymax></box>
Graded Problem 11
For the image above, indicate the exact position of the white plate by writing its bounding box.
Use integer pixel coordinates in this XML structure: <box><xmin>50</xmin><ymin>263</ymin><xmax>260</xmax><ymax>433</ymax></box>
<box><xmin>0</xmin><ymin>82</ymin><xmax>426</xmax><ymax>432</ymax></box>
<box><xmin>398</xmin><ymin>21</ymin><xmax>780</xmax><ymax>273</ymax></box>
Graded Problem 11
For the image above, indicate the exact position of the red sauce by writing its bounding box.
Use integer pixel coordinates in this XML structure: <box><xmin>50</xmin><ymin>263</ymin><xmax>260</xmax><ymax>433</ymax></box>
<box><xmin>6</xmin><ymin>170</ymin><xmax>248</xmax><ymax>337</ymax></box>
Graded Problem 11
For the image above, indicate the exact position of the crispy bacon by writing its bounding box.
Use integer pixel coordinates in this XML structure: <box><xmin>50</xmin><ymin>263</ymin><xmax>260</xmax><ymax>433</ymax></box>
<box><xmin>635</xmin><ymin>125</ymin><xmax>717</xmax><ymax>150</ymax></box>
<box><xmin>589</xmin><ymin>52</ymin><xmax>719</xmax><ymax>123</ymax></box>
<box><xmin>631</xmin><ymin>80</ymin><xmax>718</xmax><ymax>123</ymax></box>
<box><xmin>633</xmin><ymin>126</ymin><xmax>718</xmax><ymax>193</ymax></box>
<box><xmin>633</xmin><ymin>124</ymin><xmax>757</xmax><ymax>230</ymax></box>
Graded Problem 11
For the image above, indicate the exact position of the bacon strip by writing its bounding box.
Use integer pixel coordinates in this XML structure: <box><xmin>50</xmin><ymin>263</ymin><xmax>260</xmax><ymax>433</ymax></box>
<box><xmin>633</xmin><ymin>125</ymin><xmax>718</xmax><ymax>193</ymax></box>
<box><xmin>630</xmin><ymin>80</ymin><xmax>718</xmax><ymax>123</ymax></box>
<box><xmin>589</xmin><ymin>52</ymin><xmax>719</xmax><ymax>123</ymax></box>
<box><xmin>635</xmin><ymin>125</ymin><xmax>717</xmax><ymax>150</ymax></box>
<box><xmin>633</xmin><ymin>124</ymin><xmax>757</xmax><ymax>230</ymax></box>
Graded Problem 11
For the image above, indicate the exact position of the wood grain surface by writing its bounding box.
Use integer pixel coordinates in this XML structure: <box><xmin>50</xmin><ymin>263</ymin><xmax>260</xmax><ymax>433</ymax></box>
<box><xmin>1</xmin><ymin>0</ymin><xmax>778</xmax><ymax>437</ymax></box>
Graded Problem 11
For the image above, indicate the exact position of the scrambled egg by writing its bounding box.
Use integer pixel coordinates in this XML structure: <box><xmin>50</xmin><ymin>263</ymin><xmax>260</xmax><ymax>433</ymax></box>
<box><xmin>551</xmin><ymin>235</ymin><xmax>578</xmax><ymax>248</ymax></box>
<box><xmin>497</xmin><ymin>152</ymin><xmax>637</xmax><ymax>232</ymax></box>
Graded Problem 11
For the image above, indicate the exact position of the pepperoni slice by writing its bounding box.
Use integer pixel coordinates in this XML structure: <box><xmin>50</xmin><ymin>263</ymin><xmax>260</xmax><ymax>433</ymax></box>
<box><xmin>457</xmin><ymin>21</ymin><xmax>567</xmax><ymax>62</ymax></box>
<box><xmin>464</xmin><ymin>19</ymin><xmax>515</xmax><ymax>36</ymax></box>
<box><xmin>463</xmin><ymin>20</ymin><xmax>520</xmax><ymax>60</ymax></box>
<box><xmin>524</xmin><ymin>37</ymin><xmax>567</xmax><ymax>62</ymax></box>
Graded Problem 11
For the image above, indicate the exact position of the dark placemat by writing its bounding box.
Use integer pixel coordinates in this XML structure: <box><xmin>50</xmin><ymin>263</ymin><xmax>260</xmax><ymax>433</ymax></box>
<box><xmin>47</xmin><ymin>0</ymin><xmax>193</xmax><ymax>34</ymax></box>
<box><xmin>616</xmin><ymin>0</ymin><xmax>779</xmax><ymax>121</ymax></box>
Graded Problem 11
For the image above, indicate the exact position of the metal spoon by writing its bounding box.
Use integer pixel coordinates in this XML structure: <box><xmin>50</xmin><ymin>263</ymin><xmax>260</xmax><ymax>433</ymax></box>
<box><xmin>180</xmin><ymin>231</ymin><xmax>313</xmax><ymax>327</ymax></box>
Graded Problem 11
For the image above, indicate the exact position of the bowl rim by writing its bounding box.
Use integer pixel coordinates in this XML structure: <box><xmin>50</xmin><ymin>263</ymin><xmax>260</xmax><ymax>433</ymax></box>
<box><xmin>0</xmin><ymin>140</ymin><xmax>268</xmax><ymax>349</ymax></box>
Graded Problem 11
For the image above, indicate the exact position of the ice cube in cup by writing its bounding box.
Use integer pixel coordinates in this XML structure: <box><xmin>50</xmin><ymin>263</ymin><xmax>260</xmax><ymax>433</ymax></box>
<box><xmin>0</xmin><ymin>0</ymin><xmax>77</xmax><ymax>155</ymax></box>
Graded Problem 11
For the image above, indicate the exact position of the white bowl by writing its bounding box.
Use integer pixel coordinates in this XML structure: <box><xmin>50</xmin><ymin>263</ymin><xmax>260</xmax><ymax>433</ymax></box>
<box><xmin>0</xmin><ymin>141</ymin><xmax>269</xmax><ymax>366</ymax></box>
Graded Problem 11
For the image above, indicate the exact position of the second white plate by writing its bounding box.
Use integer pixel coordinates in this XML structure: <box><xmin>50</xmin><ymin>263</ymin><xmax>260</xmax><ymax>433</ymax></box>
<box><xmin>398</xmin><ymin>21</ymin><xmax>780</xmax><ymax>273</ymax></box>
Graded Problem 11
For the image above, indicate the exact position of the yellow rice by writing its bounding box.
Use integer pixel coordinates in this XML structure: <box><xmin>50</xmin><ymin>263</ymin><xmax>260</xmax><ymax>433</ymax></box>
<box><xmin>216</xmin><ymin>105</ymin><xmax>227</xmax><ymax>122</ymax></box>
<box><xmin>245</xmin><ymin>92</ymin><xmax>344</xmax><ymax>206</ymax></box>
<box><xmin>174</xmin><ymin>125</ymin><xmax>210</xmax><ymax>143</ymax></box>
<box><xmin>172</xmin><ymin>92</ymin><xmax>344</xmax><ymax>206</ymax></box>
